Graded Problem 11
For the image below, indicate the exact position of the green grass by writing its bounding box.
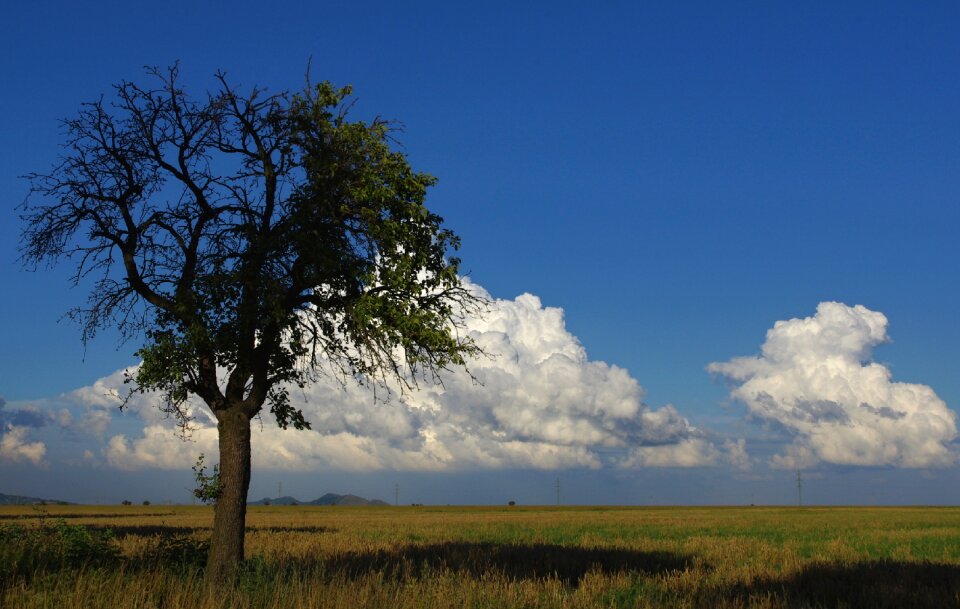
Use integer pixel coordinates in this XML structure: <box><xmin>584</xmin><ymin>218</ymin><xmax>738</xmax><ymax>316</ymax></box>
<box><xmin>2</xmin><ymin>505</ymin><xmax>960</xmax><ymax>608</ymax></box>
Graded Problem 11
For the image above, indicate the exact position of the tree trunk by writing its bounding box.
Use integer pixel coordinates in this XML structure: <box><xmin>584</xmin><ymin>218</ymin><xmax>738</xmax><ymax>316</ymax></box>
<box><xmin>206</xmin><ymin>406</ymin><xmax>252</xmax><ymax>585</ymax></box>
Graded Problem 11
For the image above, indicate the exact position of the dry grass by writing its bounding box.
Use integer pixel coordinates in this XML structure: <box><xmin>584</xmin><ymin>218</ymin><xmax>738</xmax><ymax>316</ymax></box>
<box><xmin>3</xmin><ymin>504</ymin><xmax>960</xmax><ymax>608</ymax></box>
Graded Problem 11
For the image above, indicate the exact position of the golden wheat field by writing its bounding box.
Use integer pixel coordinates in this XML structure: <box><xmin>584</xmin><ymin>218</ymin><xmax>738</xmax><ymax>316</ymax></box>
<box><xmin>2</xmin><ymin>504</ymin><xmax>960</xmax><ymax>608</ymax></box>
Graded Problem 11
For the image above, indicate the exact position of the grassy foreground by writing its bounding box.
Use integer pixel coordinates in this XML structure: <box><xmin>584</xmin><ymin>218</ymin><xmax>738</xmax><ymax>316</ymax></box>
<box><xmin>2</xmin><ymin>504</ymin><xmax>960</xmax><ymax>608</ymax></box>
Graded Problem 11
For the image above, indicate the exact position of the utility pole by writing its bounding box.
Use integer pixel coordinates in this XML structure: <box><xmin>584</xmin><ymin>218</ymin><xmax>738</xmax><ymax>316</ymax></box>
<box><xmin>395</xmin><ymin>483</ymin><xmax>400</xmax><ymax>506</ymax></box>
<box><xmin>796</xmin><ymin>469</ymin><xmax>803</xmax><ymax>507</ymax></box>
<box><xmin>278</xmin><ymin>481</ymin><xmax>282</xmax><ymax>499</ymax></box>
<box><xmin>555</xmin><ymin>477</ymin><xmax>561</xmax><ymax>506</ymax></box>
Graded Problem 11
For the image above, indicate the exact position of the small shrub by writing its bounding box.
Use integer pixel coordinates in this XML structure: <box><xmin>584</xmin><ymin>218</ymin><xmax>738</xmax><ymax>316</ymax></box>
<box><xmin>0</xmin><ymin>519</ymin><xmax>119</xmax><ymax>583</ymax></box>
<box><xmin>192</xmin><ymin>453</ymin><xmax>222</xmax><ymax>504</ymax></box>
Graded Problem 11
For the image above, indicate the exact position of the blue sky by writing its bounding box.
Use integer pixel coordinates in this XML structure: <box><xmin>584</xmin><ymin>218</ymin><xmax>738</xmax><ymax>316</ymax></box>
<box><xmin>1</xmin><ymin>1</ymin><xmax>959</xmax><ymax>505</ymax></box>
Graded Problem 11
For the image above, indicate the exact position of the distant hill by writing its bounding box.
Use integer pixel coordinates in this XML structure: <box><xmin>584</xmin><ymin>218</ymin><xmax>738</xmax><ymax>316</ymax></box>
<box><xmin>310</xmin><ymin>493</ymin><xmax>390</xmax><ymax>506</ymax></box>
<box><xmin>0</xmin><ymin>492</ymin><xmax>72</xmax><ymax>505</ymax></box>
<box><xmin>249</xmin><ymin>493</ymin><xmax>389</xmax><ymax>506</ymax></box>
<box><xmin>251</xmin><ymin>495</ymin><xmax>302</xmax><ymax>506</ymax></box>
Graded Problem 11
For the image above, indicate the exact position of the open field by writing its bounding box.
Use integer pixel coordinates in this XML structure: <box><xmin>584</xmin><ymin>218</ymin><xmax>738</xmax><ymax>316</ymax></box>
<box><xmin>2</xmin><ymin>504</ymin><xmax>960</xmax><ymax>608</ymax></box>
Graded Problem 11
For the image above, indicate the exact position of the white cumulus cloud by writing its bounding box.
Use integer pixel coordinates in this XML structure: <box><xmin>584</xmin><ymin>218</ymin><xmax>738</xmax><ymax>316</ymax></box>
<box><xmin>95</xmin><ymin>279</ymin><xmax>724</xmax><ymax>471</ymax></box>
<box><xmin>0</xmin><ymin>424</ymin><xmax>47</xmax><ymax>466</ymax></box>
<box><xmin>708</xmin><ymin>302</ymin><xmax>957</xmax><ymax>469</ymax></box>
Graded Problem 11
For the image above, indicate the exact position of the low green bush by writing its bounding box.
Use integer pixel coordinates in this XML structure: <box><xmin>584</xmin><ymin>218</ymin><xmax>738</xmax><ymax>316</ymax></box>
<box><xmin>0</xmin><ymin>518</ymin><xmax>119</xmax><ymax>585</ymax></box>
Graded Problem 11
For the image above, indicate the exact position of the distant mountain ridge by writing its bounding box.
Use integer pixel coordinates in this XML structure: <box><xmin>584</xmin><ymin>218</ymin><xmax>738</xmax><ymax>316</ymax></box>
<box><xmin>0</xmin><ymin>492</ymin><xmax>72</xmax><ymax>505</ymax></box>
<box><xmin>249</xmin><ymin>493</ymin><xmax>389</xmax><ymax>506</ymax></box>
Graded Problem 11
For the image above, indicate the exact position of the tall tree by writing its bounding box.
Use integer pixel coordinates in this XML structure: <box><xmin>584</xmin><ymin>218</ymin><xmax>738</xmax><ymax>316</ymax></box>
<box><xmin>20</xmin><ymin>65</ymin><xmax>481</xmax><ymax>583</ymax></box>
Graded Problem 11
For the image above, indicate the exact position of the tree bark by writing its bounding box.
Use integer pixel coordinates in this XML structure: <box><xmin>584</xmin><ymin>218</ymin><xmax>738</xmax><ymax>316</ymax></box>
<box><xmin>206</xmin><ymin>406</ymin><xmax>252</xmax><ymax>585</ymax></box>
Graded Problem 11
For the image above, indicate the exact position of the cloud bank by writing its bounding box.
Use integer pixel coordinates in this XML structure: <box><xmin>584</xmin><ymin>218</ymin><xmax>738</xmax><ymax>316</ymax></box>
<box><xmin>709</xmin><ymin>302</ymin><xmax>956</xmax><ymax>469</ymax></box>
<box><xmin>0</xmin><ymin>398</ymin><xmax>47</xmax><ymax>466</ymax></box>
<box><xmin>96</xmin><ymin>280</ymin><xmax>728</xmax><ymax>472</ymax></box>
<box><xmin>0</xmin><ymin>425</ymin><xmax>47</xmax><ymax>466</ymax></box>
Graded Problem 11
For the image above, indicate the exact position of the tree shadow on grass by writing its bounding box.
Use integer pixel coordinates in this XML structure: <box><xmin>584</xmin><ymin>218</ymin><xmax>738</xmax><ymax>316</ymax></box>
<box><xmin>84</xmin><ymin>524</ymin><xmax>336</xmax><ymax>538</ymax></box>
<box><xmin>248</xmin><ymin>525</ymin><xmax>338</xmax><ymax>534</ymax></box>
<box><xmin>716</xmin><ymin>560</ymin><xmax>960</xmax><ymax>609</ymax></box>
<box><xmin>0</xmin><ymin>512</ymin><xmax>178</xmax><ymax>521</ymax></box>
<box><xmin>317</xmin><ymin>542</ymin><xmax>694</xmax><ymax>586</ymax></box>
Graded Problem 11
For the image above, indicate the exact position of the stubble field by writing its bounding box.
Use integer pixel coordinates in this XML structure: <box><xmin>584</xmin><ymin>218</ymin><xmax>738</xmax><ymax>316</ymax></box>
<box><xmin>2</xmin><ymin>504</ymin><xmax>960</xmax><ymax>608</ymax></box>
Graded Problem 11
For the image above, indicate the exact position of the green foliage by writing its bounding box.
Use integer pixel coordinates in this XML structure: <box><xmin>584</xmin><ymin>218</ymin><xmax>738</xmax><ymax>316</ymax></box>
<box><xmin>192</xmin><ymin>454</ymin><xmax>223</xmax><ymax>504</ymax></box>
<box><xmin>0</xmin><ymin>519</ymin><xmax>119</xmax><ymax>583</ymax></box>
